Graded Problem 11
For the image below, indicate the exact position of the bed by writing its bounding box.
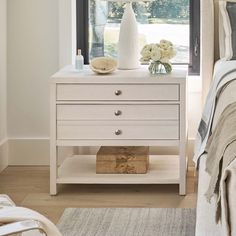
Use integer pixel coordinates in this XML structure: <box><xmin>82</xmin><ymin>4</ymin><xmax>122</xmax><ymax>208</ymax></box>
<box><xmin>195</xmin><ymin>1</ymin><xmax>236</xmax><ymax>235</ymax></box>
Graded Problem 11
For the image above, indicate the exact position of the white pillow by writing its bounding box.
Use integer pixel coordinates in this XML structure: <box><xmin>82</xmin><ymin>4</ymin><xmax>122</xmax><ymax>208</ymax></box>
<box><xmin>219</xmin><ymin>0</ymin><xmax>236</xmax><ymax>60</ymax></box>
<box><xmin>219</xmin><ymin>5</ymin><xmax>226</xmax><ymax>59</ymax></box>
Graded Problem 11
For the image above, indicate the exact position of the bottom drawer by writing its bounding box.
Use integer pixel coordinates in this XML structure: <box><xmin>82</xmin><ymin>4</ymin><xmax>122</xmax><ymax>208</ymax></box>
<box><xmin>57</xmin><ymin>121</ymin><xmax>179</xmax><ymax>140</ymax></box>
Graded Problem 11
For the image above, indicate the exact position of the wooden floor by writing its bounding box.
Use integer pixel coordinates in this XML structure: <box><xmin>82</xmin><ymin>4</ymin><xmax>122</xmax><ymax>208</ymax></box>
<box><xmin>0</xmin><ymin>166</ymin><xmax>197</xmax><ymax>224</ymax></box>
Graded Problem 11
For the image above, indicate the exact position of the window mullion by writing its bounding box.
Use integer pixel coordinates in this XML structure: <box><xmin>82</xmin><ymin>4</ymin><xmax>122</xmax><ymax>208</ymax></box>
<box><xmin>76</xmin><ymin>0</ymin><xmax>89</xmax><ymax>64</ymax></box>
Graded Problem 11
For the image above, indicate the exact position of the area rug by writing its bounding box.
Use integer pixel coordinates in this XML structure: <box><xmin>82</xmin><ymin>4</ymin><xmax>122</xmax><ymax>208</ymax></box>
<box><xmin>57</xmin><ymin>208</ymin><xmax>196</xmax><ymax>236</ymax></box>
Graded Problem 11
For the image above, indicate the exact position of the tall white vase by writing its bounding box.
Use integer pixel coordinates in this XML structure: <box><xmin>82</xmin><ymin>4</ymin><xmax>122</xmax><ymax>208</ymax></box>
<box><xmin>118</xmin><ymin>2</ymin><xmax>140</xmax><ymax>69</ymax></box>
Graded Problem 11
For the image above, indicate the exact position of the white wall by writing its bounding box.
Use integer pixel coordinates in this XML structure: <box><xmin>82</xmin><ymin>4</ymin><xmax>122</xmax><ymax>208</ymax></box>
<box><xmin>7</xmin><ymin>0</ymin><xmax>59</xmax><ymax>164</ymax></box>
<box><xmin>0</xmin><ymin>0</ymin><xmax>8</xmax><ymax>171</ymax></box>
<box><xmin>188</xmin><ymin>77</ymin><xmax>202</xmax><ymax>139</ymax></box>
<box><xmin>0</xmin><ymin>0</ymin><xmax>7</xmax><ymax>142</ymax></box>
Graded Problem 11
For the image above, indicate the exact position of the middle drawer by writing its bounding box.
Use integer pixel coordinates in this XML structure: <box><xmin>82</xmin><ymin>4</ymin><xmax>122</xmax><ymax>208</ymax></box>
<box><xmin>57</xmin><ymin>104</ymin><xmax>179</xmax><ymax>121</ymax></box>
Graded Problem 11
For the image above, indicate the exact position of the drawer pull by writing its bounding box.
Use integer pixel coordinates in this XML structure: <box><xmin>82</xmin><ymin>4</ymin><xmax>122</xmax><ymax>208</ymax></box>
<box><xmin>115</xmin><ymin>129</ymin><xmax>122</xmax><ymax>135</ymax></box>
<box><xmin>115</xmin><ymin>90</ymin><xmax>122</xmax><ymax>96</ymax></box>
<box><xmin>114</xmin><ymin>110</ymin><xmax>122</xmax><ymax>116</ymax></box>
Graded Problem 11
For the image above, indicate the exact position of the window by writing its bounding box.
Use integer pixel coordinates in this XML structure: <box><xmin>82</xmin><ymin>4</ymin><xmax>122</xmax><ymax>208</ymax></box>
<box><xmin>77</xmin><ymin>0</ymin><xmax>200</xmax><ymax>75</ymax></box>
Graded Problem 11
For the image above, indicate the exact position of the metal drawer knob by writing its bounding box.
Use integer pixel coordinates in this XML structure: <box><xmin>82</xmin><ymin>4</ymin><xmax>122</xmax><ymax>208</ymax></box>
<box><xmin>114</xmin><ymin>110</ymin><xmax>122</xmax><ymax>116</ymax></box>
<box><xmin>115</xmin><ymin>90</ymin><xmax>122</xmax><ymax>96</ymax></box>
<box><xmin>115</xmin><ymin>129</ymin><xmax>122</xmax><ymax>135</ymax></box>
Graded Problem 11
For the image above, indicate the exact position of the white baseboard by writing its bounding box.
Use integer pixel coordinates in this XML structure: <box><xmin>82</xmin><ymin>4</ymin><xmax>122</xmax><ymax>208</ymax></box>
<box><xmin>7</xmin><ymin>138</ymin><xmax>196</xmax><ymax>166</ymax></box>
<box><xmin>0</xmin><ymin>139</ymin><xmax>8</xmax><ymax>172</ymax></box>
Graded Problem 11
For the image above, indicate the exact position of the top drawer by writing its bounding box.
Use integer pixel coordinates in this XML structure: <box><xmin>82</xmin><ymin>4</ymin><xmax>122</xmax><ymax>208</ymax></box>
<box><xmin>56</xmin><ymin>84</ymin><xmax>179</xmax><ymax>101</ymax></box>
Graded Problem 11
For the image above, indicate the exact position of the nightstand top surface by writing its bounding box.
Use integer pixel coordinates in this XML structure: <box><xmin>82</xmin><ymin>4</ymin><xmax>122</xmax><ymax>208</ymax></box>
<box><xmin>51</xmin><ymin>65</ymin><xmax>187</xmax><ymax>84</ymax></box>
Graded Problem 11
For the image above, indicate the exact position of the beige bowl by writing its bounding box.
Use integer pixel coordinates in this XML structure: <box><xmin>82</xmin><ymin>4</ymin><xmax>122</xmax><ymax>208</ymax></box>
<box><xmin>90</xmin><ymin>57</ymin><xmax>117</xmax><ymax>74</ymax></box>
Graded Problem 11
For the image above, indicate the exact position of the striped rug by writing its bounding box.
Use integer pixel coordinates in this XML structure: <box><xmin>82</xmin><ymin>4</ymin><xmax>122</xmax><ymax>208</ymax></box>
<box><xmin>57</xmin><ymin>208</ymin><xmax>196</xmax><ymax>236</ymax></box>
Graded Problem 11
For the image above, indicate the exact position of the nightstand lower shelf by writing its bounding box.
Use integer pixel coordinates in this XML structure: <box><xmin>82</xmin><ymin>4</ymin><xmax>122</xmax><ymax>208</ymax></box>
<box><xmin>57</xmin><ymin>155</ymin><xmax>180</xmax><ymax>184</ymax></box>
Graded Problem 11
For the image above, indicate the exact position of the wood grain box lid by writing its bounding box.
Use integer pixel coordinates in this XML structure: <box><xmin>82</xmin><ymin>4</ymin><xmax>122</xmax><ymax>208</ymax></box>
<box><xmin>97</xmin><ymin>146</ymin><xmax>149</xmax><ymax>162</ymax></box>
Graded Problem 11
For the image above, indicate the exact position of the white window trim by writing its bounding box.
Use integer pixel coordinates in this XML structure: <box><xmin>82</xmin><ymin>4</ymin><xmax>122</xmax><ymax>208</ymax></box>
<box><xmin>58</xmin><ymin>0</ymin><xmax>76</xmax><ymax>68</ymax></box>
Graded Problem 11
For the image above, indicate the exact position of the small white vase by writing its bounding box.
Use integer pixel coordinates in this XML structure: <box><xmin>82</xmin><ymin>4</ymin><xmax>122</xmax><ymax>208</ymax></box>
<box><xmin>118</xmin><ymin>2</ymin><xmax>140</xmax><ymax>70</ymax></box>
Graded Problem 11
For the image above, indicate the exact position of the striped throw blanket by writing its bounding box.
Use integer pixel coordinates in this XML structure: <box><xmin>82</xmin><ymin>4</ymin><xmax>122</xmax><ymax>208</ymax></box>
<box><xmin>193</xmin><ymin>60</ymin><xmax>236</xmax><ymax>165</ymax></box>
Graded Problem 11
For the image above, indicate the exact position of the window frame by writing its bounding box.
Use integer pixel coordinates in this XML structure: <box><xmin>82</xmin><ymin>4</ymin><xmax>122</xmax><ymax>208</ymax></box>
<box><xmin>189</xmin><ymin>0</ymin><xmax>200</xmax><ymax>75</ymax></box>
<box><xmin>76</xmin><ymin>0</ymin><xmax>200</xmax><ymax>75</ymax></box>
<box><xmin>76</xmin><ymin>0</ymin><xmax>89</xmax><ymax>64</ymax></box>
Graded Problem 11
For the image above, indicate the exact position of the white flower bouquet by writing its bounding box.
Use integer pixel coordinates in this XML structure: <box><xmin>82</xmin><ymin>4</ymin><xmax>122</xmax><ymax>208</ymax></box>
<box><xmin>140</xmin><ymin>40</ymin><xmax>177</xmax><ymax>74</ymax></box>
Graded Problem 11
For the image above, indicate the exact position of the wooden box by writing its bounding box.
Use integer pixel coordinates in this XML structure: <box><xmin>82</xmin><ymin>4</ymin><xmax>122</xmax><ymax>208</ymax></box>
<box><xmin>96</xmin><ymin>146</ymin><xmax>149</xmax><ymax>174</ymax></box>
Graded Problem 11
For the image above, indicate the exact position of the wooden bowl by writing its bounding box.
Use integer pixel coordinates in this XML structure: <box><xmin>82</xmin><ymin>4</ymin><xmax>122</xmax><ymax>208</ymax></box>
<box><xmin>90</xmin><ymin>57</ymin><xmax>117</xmax><ymax>74</ymax></box>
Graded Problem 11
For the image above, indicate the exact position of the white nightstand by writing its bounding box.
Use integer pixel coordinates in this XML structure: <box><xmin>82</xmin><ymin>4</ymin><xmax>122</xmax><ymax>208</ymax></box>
<box><xmin>50</xmin><ymin>66</ymin><xmax>188</xmax><ymax>195</ymax></box>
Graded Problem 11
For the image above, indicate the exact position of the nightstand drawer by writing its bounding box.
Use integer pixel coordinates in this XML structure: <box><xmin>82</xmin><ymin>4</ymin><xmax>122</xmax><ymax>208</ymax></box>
<box><xmin>57</xmin><ymin>121</ymin><xmax>179</xmax><ymax>140</ymax></box>
<box><xmin>56</xmin><ymin>84</ymin><xmax>179</xmax><ymax>101</ymax></box>
<box><xmin>57</xmin><ymin>104</ymin><xmax>179</xmax><ymax>121</ymax></box>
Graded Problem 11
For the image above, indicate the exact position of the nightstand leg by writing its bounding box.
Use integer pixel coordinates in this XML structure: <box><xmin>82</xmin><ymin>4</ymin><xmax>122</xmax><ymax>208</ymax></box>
<box><xmin>50</xmin><ymin>83</ymin><xmax>58</xmax><ymax>195</ymax></box>
<box><xmin>50</xmin><ymin>145</ymin><xmax>58</xmax><ymax>195</ymax></box>
<box><xmin>179</xmin><ymin>82</ymin><xmax>187</xmax><ymax>196</ymax></box>
<box><xmin>179</xmin><ymin>141</ymin><xmax>187</xmax><ymax>195</ymax></box>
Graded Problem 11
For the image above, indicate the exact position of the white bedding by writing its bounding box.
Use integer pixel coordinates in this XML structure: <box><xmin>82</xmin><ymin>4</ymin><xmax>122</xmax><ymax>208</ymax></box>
<box><xmin>196</xmin><ymin>60</ymin><xmax>236</xmax><ymax>236</ymax></box>
<box><xmin>196</xmin><ymin>154</ymin><xmax>222</xmax><ymax>236</ymax></box>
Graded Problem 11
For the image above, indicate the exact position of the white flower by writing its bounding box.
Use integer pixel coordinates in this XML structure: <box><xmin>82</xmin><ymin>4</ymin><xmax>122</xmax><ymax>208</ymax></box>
<box><xmin>141</xmin><ymin>49</ymin><xmax>151</xmax><ymax>61</ymax></box>
<box><xmin>160</xmin><ymin>42</ymin><xmax>169</xmax><ymax>50</ymax></box>
<box><xmin>160</xmin><ymin>48</ymin><xmax>169</xmax><ymax>58</ymax></box>
<box><xmin>160</xmin><ymin>39</ymin><xmax>173</xmax><ymax>46</ymax></box>
<box><xmin>141</xmin><ymin>45</ymin><xmax>152</xmax><ymax>55</ymax></box>
<box><xmin>160</xmin><ymin>39</ymin><xmax>173</xmax><ymax>50</ymax></box>
<box><xmin>150</xmin><ymin>43</ymin><xmax>158</xmax><ymax>51</ymax></box>
<box><xmin>160</xmin><ymin>46</ymin><xmax>176</xmax><ymax>60</ymax></box>
<box><xmin>140</xmin><ymin>40</ymin><xmax>176</xmax><ymax>63</ymax></box>
<box><xmin>151</xmin><ymin>48</ymin><xmax>161</xmax><ymax>61</ymax></box>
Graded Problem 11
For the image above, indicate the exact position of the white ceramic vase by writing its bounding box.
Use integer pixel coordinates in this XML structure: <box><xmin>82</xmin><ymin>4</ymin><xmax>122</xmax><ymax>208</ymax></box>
<box><xmin>118</xmin><ymin>2</ymin><xmax>140</xmax><ymax>69</ymax></box>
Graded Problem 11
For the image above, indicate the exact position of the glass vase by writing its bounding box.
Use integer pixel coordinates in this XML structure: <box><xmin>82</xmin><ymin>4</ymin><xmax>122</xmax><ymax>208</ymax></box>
<box><xmin>148</xmin><ymin>61</ymin><xmax>172</xmax><ymax>75</ymax></box>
